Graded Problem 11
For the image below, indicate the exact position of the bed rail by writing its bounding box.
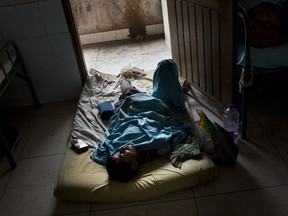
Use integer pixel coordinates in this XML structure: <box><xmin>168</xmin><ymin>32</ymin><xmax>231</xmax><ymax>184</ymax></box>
<box><xmin>0</xmin><ymin>41</ymin><xmax>40</xmax><ymax>169</ymax></box>
<box><xmin>237</xmin><ymin>5</ymin><xmax>251</xmax><ymax>139</ymax></box>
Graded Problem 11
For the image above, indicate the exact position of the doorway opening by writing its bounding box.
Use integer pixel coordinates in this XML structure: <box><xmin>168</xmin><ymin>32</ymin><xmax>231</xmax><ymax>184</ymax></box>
<box><xmin>66</xmin><ymin>0</ymin><xmax>172</xmax><ymax>76</ymax></box>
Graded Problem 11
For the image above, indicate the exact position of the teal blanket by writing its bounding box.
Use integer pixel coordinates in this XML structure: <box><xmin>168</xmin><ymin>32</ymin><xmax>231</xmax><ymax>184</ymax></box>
<box><xmin>92</xmin><ymin>93</ymin><xmax>192</xmax><ymax>165</ymax></box>
<box><xmin>237</xmin><ymin>42</ymin><xmax>288</xmax><ymax>69</ymax></box>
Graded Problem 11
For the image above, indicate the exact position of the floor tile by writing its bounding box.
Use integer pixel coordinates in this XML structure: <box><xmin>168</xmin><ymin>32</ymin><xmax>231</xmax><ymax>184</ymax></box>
<box><xmin>21</xmin><ymin>113</ymin><xmax>74</xmax><ymax>158</ymax></box>
<box><xmin>93</xmin><ymin>53</ymin><xmax>143</xmax><ymax>75</ymax></box>
<box><xmin>141</xmin><ymin>37</ymin><xmax>170</xmax><ymax>54</ymax></box>
<box><xmin>0</xmin><ymin>155</ymin><xmax>77</xmax><ymax>216</ymax></box>
<box><xmin>142</xmin><ymin>51</ymin><xmax>171</xmax><ymax>71</ymax></box>
<box><xmin>193</xmin><ymin>127</ymin><xmax>288</xmax><ymax>197</ymax></box>
<box><xmin>196</xmin><ymin>186</ymin><xmax>288</xmax><ymax>216</ymax></box>
<box><xmin>83</xmin><ymin>47</ymin><xmax>99</xmax><ymax>72</ymax></box>
<box><xmin>247</xmin><ymin>80</ymin><xmax>288</xmax><ymax>126</ymax></box>
<box><xmin>265</xmin><ymin>124</ymin><xmax>288</xmax><ymax>165</ymax></box>
<box><xmin>82</xmin><ymin>45</ymin><xmax>100</xmax><ymax>60</ymax></box>
<box><xmin>0</xmin><ymin>155</ymin><xmax>90</xmax><ymax>216</ymax></box>
<box><xmin>91</xmin><ymin>188</ymin><xmax>193</xmax><ymax>211</ymax></box>
<box><xmin>245</xmin><ymin>110</ymin><xmax>262</xmax><ymax>129</ymax></box>
<box><xmin>252</xmin><ymin>104</ymin><xmax>288</xmax><ymax>126</ymax></box>
<box><xmin>97</xmin><ymin>41</ymin><xmax>143</xmax><ymax>61</ymax></box>
<box><xmin>0</xmin><ymin>106</ymin><xmax>31</xmax><ymax>129</ymax></box>
<box><xmin>91</xmin><ymin>199</ymin><xmax>197</xmax><ymax>216</ymax></box>
<box><xmin>0</xmin><ymin>117</ymin><xmax>35</xmax><ymax>164</ymax></box>
<box><xmin>53</xmin><ymin>200</ymin><xmax>91</xmax><ymax>216</ymax></box>
<box><xmin>109</xmin><ymin>55</ymin><xmax>144</xmax><ymax>74</ymax></box>
<box><xmin>32</xmin><ymin>100</ymin><xmax>78</xmax><ymax>118</ymax></box>
<box><xmin>82</xmin><ymin>36</ymin><xmax>171</xmax><ymax>75</ymax></box>
<box><xmin>0</xmin><ymin>163</ymin><xmax>13</xmax><ymax>199</ymax></box>
<box><xmin>56</xmin><ymin>213</ymin><xmax>90</xmax><ymax>216</ymax></box>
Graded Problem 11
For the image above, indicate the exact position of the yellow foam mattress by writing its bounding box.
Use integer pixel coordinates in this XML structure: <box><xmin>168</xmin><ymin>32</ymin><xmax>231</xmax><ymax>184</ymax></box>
<box><xmin>54</xmin><ymin>69</ymin><xmax>218</xmax><ymax>202</ymax></box>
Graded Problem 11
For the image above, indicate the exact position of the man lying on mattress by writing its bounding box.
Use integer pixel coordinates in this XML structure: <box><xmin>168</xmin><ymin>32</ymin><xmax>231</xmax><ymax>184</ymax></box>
<box><xmin>91</xmin><ymin>59</ymin><xmax>198</xmax><ymax>182</ymax></box>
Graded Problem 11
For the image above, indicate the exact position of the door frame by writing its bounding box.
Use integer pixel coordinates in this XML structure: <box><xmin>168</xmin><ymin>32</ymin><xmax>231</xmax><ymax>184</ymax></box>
<box><xmin>61</xmin><ymin>0</ymin><xmax>87</xmax><ymax>85</ymax></box>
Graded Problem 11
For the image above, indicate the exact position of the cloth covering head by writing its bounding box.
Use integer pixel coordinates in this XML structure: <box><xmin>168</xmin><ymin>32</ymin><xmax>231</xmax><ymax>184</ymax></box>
<box><xmin>98</xmin><ymin>102</ymin><xmax>114</xmax><ymax>120</ymax></box>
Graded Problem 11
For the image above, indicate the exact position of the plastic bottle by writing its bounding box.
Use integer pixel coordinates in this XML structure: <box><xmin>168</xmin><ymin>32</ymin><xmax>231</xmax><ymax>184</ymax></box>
<box><xmin>223</xmin><ymin>104</ymin><xmax>239</xmax><ymax>144</ymax></box>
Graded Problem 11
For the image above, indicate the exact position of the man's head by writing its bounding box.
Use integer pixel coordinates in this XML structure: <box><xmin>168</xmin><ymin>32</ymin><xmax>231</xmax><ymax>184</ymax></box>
<box><xmin>106</xmin><ymin>144</ymin><xmax>140</xmax><ymax>182</ymax></box>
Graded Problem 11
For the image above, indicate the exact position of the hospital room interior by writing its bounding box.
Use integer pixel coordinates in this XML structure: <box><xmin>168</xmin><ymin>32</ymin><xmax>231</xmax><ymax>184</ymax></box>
<box><xmin>0</xmin><ymin>0</ymin><xmax>288</xmax><ymax>215</ymax></box>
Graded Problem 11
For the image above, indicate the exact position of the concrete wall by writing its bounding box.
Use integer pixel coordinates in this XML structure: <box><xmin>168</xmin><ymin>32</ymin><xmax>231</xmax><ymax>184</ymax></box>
<box><xmin>70</xmin><ymin>0</ymin><xmax>164</xmax><ymax>45</ymax></box>
<box><xmin>71</xmin><ymin>0</ymin><xmax>163</xmax><ymax>34</ymax></box>
<box><xmin>0</xmin><ymin>0</ymin><xmax>82</xmax><ymax>105</ymax></box>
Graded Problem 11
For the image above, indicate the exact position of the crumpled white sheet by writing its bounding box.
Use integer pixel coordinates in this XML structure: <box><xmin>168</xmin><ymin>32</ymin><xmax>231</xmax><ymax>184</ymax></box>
<box><xmin>71</xmin><ymin>69</ymin><xmax>149</xmax><ymax>147</ymax></box>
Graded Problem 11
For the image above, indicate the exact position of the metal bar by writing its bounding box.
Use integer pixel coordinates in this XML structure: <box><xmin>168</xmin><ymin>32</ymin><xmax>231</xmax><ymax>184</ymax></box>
<box><xmin>0</xmin><ymin>129</ymin><xmax>17</xmax><ymax>169</ymax></box>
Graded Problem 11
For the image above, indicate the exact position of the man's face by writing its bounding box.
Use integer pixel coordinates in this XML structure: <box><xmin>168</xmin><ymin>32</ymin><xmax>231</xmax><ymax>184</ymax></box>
<box><xmin>112</xmin><ymin>144</ymin><xmax>138</xmax><ymax>164</ymax></box>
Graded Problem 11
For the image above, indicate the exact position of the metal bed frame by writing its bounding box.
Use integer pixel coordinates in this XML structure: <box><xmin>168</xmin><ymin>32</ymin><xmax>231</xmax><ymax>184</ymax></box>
<box><xmin>237</xmin><ymin>1</ymin><xmax>288</xmax><ymax>139</ymax></box>
<box><xmin>0</xmin><ymin>41</ymin><xmax>40</xmax><ymax>168</ymax></box>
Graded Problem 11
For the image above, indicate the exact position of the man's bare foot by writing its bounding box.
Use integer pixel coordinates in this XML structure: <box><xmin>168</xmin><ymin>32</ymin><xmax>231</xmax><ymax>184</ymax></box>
<box><xmin>120</xmin><ymin>78</ymin><xmax>133</xmax><ymax>94</ymax></box>
<box><xmin>182</xmin><ymin>80</ymin><xmax>191</xmax><ymax>95</ymax></box>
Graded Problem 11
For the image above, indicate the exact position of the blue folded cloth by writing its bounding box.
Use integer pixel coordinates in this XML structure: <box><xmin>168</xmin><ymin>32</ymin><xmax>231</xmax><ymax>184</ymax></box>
<box><xmin>98</xmin><ymin>102</ymin><xmax>114</xmax><ymax>120</ymax></box>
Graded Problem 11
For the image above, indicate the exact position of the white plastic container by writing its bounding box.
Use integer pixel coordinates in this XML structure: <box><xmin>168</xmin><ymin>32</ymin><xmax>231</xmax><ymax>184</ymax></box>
<box><xmin>223</xmin><ymin>104</ymin><xmax>239</xmax><ymax>144</ymax></box>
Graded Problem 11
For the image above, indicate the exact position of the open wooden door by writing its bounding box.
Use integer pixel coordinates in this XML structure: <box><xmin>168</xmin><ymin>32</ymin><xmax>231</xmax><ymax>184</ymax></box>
<box><xmin>167</xmin><ymin>0</ymin><xmax>237</xmax><ymax>116</ymax></box>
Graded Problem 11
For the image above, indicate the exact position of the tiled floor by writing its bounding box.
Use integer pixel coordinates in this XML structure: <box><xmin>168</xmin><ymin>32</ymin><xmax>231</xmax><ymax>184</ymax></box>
<box><xmin>0</xmin><ymin>37</ymin><xmax>288</xmax><ymax>216</ymax></box>
<box><xmin>82</xmin><ymin>36</ymin><xmax>172</xmax><ymax>75</ymax></box>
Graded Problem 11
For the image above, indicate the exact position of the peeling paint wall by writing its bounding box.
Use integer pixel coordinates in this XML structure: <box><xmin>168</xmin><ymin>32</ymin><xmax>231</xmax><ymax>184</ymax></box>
<box><xmin>70</xmin><ymin>0</ymin><xmax>163</xmax><ymax>38</ymax></box>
